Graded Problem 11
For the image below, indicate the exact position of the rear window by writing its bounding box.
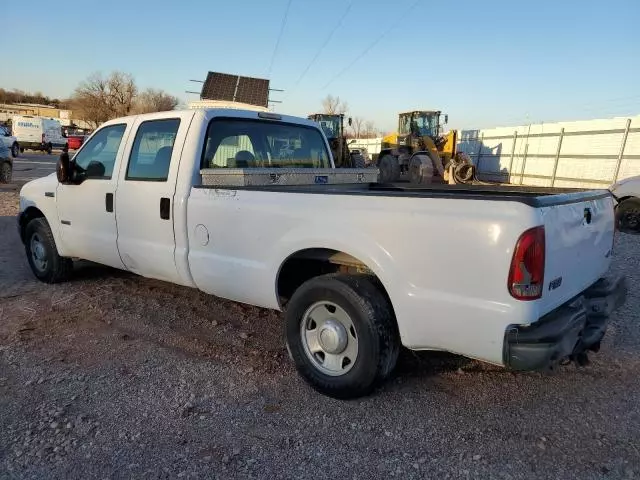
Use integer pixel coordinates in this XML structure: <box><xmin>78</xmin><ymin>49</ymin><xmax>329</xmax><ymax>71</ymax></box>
<box><xmin>202</xmin><ymin>118</ymin><xmax>330</xmax><ymax>169</ymax></box>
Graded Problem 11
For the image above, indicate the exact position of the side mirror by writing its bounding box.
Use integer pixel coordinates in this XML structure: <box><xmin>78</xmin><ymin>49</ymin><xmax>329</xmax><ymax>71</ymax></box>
<box><xmin>444</xmin><ymin>114</ymin><xmax>449</xmax><ymax>124</ymax></box>
<box><xmin>86</xmin><ymin>161</ymin><xmax>105</xmax><ymax>178</ymax></box>
<box><xmin>56</xmin><ymin>151</ymin><xmax>71</xmax><ymax>183</ymax></box>
<box><xmin>348</xmin><ymin>117</ymin><xmax>352</xmax><ymax>126</ymax></box>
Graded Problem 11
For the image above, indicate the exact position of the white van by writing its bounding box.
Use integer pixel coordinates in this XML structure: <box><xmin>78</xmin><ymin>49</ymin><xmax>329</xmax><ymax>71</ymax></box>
<box><xmin>12</xmin><ymin>116</ymin><xmax>68</xmax><ymax>154</ymax></box>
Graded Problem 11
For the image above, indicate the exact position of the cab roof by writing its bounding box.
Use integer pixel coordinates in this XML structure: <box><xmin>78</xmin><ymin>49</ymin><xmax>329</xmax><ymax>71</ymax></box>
<box><xmin>399</xmin><ymin>110</ymin><xmax>441</xmax><ymax>116</ymax></box>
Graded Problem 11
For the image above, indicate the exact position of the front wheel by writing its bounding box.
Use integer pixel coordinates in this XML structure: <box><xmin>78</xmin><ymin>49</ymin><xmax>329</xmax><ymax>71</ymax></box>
<box><xmin>616</xmin><ymin>197</ymin><xmax>640</xmax><ymax>234</ymax></box>
<box><xmin>11</xmin><ymin>143</ymin><xmax>19</xmax><ymax>158</ymax></box>
<box><xmin>378</xmin><ymin>154</ymin><xmax>401</xmax><ymax>183</ymax></box>
<box><xmin>25</xmin><ymin>218</ymin><xmax>73</xmax><ymax>283</ymax></box>
<box><xmin>285</xmin><ymin>274</ymin><xmax>400</xmax><ymax>399</ymax></box>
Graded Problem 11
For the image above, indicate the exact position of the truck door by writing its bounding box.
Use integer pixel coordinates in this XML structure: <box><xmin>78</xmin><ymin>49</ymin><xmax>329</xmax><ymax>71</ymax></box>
<box><xmin>56</xmin><ymin>122</ymin><xmax>131</xmax><ymax>268</ymax></box>
<box><xmin>114</xmin><ymin>114</ymin><xmax>190</xmax><ymax>283</ymax></box>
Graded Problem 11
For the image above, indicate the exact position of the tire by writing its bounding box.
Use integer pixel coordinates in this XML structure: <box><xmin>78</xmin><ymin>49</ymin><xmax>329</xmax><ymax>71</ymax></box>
<box><xmin>378</xmin><ymin>154</ymin><xmax>401</xmax><ymax>183</ymax></box>
<box><xmin>11</xmin><ymin>142</ymin><xmax>19</xmax><ymax>158</ymax></box>
<box><xmin>351</xmin><ymin>153</ymin><xmax>366</xmax><ymax>169</ymax></box>
<box><xmin>24</xmin><ymin>218</ymin><xmax>73</xmax><ymax>283</ymax></box>
<box><xmin>20</xmin><ymin>147</ymin><xmax>24</xmax><ymax>153</ymax></box>
<box><xmin>408</xmin><ymin>155</ymin><xmax>434</xmax><ymax>184</ymax></box>
<box><xmin>285</xmin><ymin>274</ymin><xmax>400</xmax><ymax>399</ymax></box>
<box><xmin>615</xmin><ymin>197</ymin><xmax>640</xmax><ymax>234</ymax></box>
<box><xmin>46</xmin><ymin>143</ymin><xmax>53</xmax><ymax>155</ymax></box>
<box><xmin>0</xmin><ymin>161</ymin><xmax>11</xmax><ymax>183</ymax></box>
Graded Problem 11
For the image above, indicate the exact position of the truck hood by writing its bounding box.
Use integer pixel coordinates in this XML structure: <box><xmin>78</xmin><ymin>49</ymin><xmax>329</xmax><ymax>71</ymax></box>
<box><xmin>19</xmin><ymin>173</ymin><xmax>58</xmax><ymax>211</ymax></box>
<box><xmin>609</xmin><ymin>174</ymin><xmax>640</xmax><ymax>200</ymax></box>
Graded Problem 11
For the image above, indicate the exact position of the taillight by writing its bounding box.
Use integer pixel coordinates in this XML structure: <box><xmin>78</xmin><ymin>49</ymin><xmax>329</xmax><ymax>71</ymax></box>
<box><xmin>508</xmin><ymin>226</ymin><xmax>545</xmax><ymax>300</ymax></box>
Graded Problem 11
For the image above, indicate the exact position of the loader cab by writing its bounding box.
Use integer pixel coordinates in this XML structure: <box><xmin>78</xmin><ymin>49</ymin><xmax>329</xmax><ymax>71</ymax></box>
<box><xmin>398</xmin><ymin>111</ymin><xmax>443</xmax><ymax>139</ymax></box>
<box><xmin>308</xmin><ymin>113</ymin><xmax>344</xmax><ymax>141</ymax></box>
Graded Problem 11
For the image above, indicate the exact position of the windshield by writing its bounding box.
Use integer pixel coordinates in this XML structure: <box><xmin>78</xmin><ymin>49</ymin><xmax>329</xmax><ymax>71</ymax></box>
<box><xmin>314</xmin><ymin>116</ymin><xmax>341</xmax><ymax>139</ymax></box>
<box><xmin>399</xmin><ymin>113</ymin><xmax>439</xmax><ymax>137</ymax></box>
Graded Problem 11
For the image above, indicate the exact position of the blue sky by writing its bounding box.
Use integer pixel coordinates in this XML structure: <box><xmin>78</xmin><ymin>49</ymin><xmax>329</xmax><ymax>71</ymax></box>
<box><xmin>3</xmin><ymin>0</ymin><xmax>639</xmax><ymax>131</ymax></box>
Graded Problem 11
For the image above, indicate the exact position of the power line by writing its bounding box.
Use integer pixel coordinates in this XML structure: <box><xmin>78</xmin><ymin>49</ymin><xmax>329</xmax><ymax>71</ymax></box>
<box><xmin>267</xmin><ymin>0</ymin><xmax>294</xmax><ymax>77</ymax></box>
<box><xmin>284</xmin><ymin>0</ymin><xmax>354</xmax><ymax>100</ymax></box>
<box><xmin>322</xmin><ymin>0</ymin><xmax>424</xmax><ymax>90</ymax></box>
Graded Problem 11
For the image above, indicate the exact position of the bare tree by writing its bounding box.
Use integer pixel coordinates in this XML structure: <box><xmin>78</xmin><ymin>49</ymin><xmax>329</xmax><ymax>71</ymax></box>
<box><xmin>363</xmin><ymin>121</ymin><xmax>378</xmax><ymax>138</ymax></box>
<box><xmin>351</xmin><ymin>117</ymin><xmax>364</xmax><ymax>138</ymax></box>
<box><xmin>0</xmin><ymin>88</ymin><xmax>60</xmax><ymax>107</ymax></box>
<box><xmin>72</xmin><ymin>71</ymin><xmax>137</xmax><ymax>129</ymax></box>
<box><xmin>133</xmin><ymin>88</ymin><xmax>179</xmax><ymax>114</ymax></box>
<box><xmin>321</xmin><ymin>94</ymin><xmax>348</xmax><ymax>115</ymax></box>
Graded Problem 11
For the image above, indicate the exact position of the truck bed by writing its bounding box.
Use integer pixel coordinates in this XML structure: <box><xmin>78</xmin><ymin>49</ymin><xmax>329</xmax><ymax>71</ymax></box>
<box><xmin>194</xmin><ymin>181</ymin><xmax>611</xmax><ymax>207</ymax></box>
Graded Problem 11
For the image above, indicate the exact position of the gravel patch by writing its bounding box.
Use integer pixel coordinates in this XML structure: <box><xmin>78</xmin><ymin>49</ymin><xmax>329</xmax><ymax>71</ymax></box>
<box><xmin>1</xmin><ymin>178</ymin><xmax>639</xmax><ymax>479</ymax></box>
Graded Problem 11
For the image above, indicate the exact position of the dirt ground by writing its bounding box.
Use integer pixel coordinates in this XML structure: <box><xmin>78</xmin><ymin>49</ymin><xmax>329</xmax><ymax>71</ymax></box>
<box><xmin>1</xmin><ymin>176</ymin><xmax>640</xmax><ymax>479</ymax></box>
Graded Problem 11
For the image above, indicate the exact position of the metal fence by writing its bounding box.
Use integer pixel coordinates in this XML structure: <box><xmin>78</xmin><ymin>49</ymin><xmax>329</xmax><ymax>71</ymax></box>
<box><xmin>456</xmin><ymin>116</ymin><xmax>640</xmax><ymax>188</ymax></box>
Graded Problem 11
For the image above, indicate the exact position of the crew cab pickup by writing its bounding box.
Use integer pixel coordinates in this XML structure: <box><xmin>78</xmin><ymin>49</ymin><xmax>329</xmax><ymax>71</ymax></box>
<box><xmin>17</xmin><ymin>108</ymin><xmax>627</xmax><ymax>398</ymax></box>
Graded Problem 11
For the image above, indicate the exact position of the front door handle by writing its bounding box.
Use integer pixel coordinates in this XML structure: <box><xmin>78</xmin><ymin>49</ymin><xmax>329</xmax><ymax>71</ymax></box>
<box><xmin>160</xmin><ymin>197</ymin><xmax>170</xmax><ymax>220</ymax></box>
<box><xmin>105</xmin><ymin>193</ymin><xmax>114</xmax><ymax>212</ymax></box>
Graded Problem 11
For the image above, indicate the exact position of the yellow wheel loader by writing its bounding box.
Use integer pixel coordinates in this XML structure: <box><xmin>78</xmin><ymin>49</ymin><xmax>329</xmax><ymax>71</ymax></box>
<box><xmin>307</xmin><ymin>114</ymin><xmax>366</xmax><ymax>169</ymax></box>
<box><xmin>377</xmin><ymin>110</ymin><xmax>464</xmax><ymax>184</ymax></box>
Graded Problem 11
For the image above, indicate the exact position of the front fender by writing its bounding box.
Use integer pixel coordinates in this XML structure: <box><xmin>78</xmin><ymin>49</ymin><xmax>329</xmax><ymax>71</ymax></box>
<box><xmin>19</xmin><ymin>174</ymin><xmax>66</xmax><ymax>255</ymax></box>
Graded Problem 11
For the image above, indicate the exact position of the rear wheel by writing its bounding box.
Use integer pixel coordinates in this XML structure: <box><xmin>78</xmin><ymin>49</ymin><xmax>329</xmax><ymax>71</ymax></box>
<box><xmin>24</xmin><ymin>218</ymin><xmax>73</xmax><ymax>283</ymax></box>
<box><xmin>616</xmin><ymin>197</ymin><xmax>640</xmax><ymax>234</ymax></box>
<box><xmin>0</xmin><ymin>162</ymin><xmax>11</xmax><ymax>183</ymax></box>
<box><xmin>285</xmin><ymin>274</ymin><xmax>400</xmax><ymax>399</ymax></box>
<box><xmin>378</xmin><ymin>154</ymin><xmax>401</xmax><ymax>183</ymax></box>
<box><xmin>351</xmin><ymin>153</ymin><xmax>366</xmax><ymax>169</ymax></box>
<box><xmin>46</xmin><ymin>143</ymin><xmax>53</xmax><ymax>155</ymax></box>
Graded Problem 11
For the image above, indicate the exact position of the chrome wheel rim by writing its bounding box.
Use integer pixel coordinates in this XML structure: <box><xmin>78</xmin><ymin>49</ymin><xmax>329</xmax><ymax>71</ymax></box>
<box><xmin>300</xmin><ymin>301</ymin><xmax>358</xmax><ymax>376</ymax></box>
<box><xmin>30</xmin><ymin>233</ymin><xmax>48</xmax><ymax>272</ymax></box>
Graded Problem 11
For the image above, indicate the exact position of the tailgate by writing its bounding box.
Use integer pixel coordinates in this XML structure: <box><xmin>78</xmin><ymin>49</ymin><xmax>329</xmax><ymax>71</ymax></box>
<box><xmin>539</xmin><ymin>192</ymin><xmax>615</xmax><ymax>315</ymax></box>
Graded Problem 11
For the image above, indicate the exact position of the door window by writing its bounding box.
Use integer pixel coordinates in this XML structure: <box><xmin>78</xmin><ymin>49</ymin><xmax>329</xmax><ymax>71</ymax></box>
<box><xmin>73</xmin><ymin>124</ymin><xmax>126</xmax><ymax>180</ymax></box>
<box><xmin>126</xmin><ymin>119</ymin><xmax>181</xmax><ymax>181</ymax></box>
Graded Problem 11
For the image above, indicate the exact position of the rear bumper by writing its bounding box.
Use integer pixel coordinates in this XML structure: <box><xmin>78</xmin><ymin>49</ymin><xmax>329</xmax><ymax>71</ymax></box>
<box><xmin>503</xmin><ymin>275</ymin><xmax>627</xmax><ymax>371</ymax></box>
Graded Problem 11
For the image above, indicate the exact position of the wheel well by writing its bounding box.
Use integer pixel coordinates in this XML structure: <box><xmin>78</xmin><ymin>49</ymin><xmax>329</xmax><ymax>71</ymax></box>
<box><xmin>19</xmin><ymin>207</ymin><xmax>45</xmax><ymax>242</ymax></box>
<box><xmin>276</xmin><ymin>248</ymin><xmax>393</xmax><ymax>311</ymax></box>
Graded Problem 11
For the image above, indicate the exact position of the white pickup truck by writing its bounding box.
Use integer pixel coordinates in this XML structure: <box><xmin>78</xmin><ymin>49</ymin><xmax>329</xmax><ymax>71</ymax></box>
<box><xmin>17</xmin><ymin>108</ymin><xmax>627</xmax><ymax>398</ymax></box>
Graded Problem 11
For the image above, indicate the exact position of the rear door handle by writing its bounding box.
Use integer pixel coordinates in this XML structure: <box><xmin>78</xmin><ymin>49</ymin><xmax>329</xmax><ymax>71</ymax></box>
<box><xmin>160</xmin><ymin>197</ymin><xmax>170</xmax><ymax>220</ymax></box>
<box><xmin>105</xmin><ymin>193</ymin><xmax>114</xmax><ymax>212</ymax></box>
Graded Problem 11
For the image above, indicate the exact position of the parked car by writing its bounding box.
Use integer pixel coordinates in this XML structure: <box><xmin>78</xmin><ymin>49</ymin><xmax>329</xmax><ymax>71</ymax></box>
<box><xmin>1</xmin><ymin>125</ymin><xmax>20</xmax><ymax>157</ymax></box>
<box><xmin>610</xmin><ymin>175</ymin><xmax>640</xmax><ymax>233</ymax></box>
<box><xmin>12</xmin><ymin>115</ymin><xmax>68</xmax><ymax>154</ymax></box>
<box><xmin>0</xmin><ymin>142</ymin><xmax>12</xmax><ymax>183</ymax></box>
<box><xmin>17</xmin><ymin>108</ymin><xmax>627</xmax><ymax>398</ymax></box>
<box><xmin>66</xmin><ymin>134</ymin><xmax>86</xmax><ymax>150</ymax></box>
